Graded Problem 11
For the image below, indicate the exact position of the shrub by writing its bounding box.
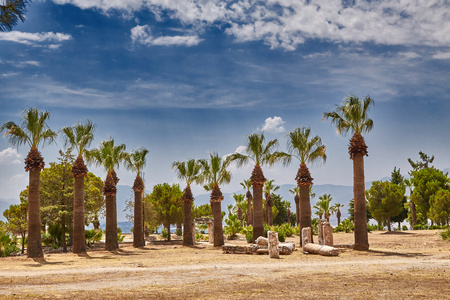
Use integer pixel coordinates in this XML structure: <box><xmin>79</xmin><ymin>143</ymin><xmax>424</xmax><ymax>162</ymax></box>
<box><xmin>413</xmin><ymin>224</ymin><xmax>423</xmax><ymax>230</ymax></box>
<box><xmin>117</xmin><ymin>227</ymin><xmax>125</xmax><ymax>242</ymax></box>
<box><xmin>241</xmin><ymin>226</ymin><xmax>253</xmax><ymax>243</ymax></box>
<box><xmin>430</xmin><ymin>225</ymin><xmax>442</xmax><ymax>230</ymax></box>
<box><xmin>280</xmin><ymin>223</ymin><xmax>294</xmax><ymax>237</ymax></box>
<box><xmin>367</xmin><ymin>224</ymin><xmax>378</xmax><ymax>232</ymax></box>
<box><xmin>402</xmin><ymin>225</ymin><xmax>409</xmax><ymax>231</ymax></box>
<box><xmin>85</xmin><ymin>229</ymin><xmax>103</xmax><ymax>247</ymax></box>
<box><xmin>293</xmin><ymin>226</ymin><xmax>300</xmax><ymax>236</ymax></box>
<box><xmin>195</xmin><ymin>232</ymin><xmax>206</xmax><ymax>242</ymax></box>
<box><xmin>340</xmin><ymin>219</ymin><xmax>354</xmax><ymax>233</ymax></box>
<box><xmin>224</xmin><ymin>214</ymin><xmax>242</xmax><ymax>239</ymax></box>
<box><xmin>175</xmin><ymin>228</ymin><xmax>182</xmax><ymax>236</ymax></box>
<box><xmin>440</xmin><ymin>228</ymin><xmax>450</xmax><ymax>242</ymax></box>
<box><xmin>160</xmin><ymin>228</ymin><xmax>169</xmax><ymax>239</ymax></box>
<box><xmin>0</xmin><ymin>230</ymin><xmax>20</xmax><ymax>257</ymax></box>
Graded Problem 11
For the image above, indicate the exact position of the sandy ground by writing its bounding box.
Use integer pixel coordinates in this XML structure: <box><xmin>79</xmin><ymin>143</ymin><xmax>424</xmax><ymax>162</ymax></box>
<box><xmin>0</xmin><ymin>230</ymin><xmax>449</xmax><ymax>299</ymax></box>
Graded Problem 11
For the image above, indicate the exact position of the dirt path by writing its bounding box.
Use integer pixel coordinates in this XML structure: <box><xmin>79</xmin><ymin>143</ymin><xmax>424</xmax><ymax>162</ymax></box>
<box><xmin>0</xmin><ymin>230</ymin><xmax>449</xmax><ymax>299</ymax></box>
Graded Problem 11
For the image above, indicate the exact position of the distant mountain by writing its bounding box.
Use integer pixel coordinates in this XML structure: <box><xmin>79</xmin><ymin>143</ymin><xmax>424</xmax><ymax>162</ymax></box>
<box><xmin>0</xmin><ymin>199</ymin><xmax>16</xmax><ymax>222</ymax></box>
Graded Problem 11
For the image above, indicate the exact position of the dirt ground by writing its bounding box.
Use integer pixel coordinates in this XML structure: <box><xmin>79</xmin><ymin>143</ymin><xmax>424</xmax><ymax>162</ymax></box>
<box><xmin>0</xmin><ymin>230</ymin><xmax>449</xmax><ymax>299</ymax></box>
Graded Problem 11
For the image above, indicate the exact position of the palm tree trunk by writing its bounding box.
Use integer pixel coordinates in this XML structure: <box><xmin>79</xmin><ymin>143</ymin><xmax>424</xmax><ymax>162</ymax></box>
<box><xmin>353</xmin><ymin>154</ymin><xmax>369</xmax><ymax>250</ymax></box>
<box><xmin>72</xmin><ymin>175</ymin><xmax>86</xmax><ymax>253</ymax></box>
<box><xmin>295</xmin><ymin>195</ymin><xmax>300</xmax><ymax>226</ymax></box>
<box><xmin>133</xmin><ymin>190</ymin><xmax>144</xmax><ymax>247</ymax></box>
<box><xmin>104</xmin><ymin>172</ymin><xmax>117</xmax><ymax>251</ymax></box>
<box><xmin>337</xmin><ymin>209</ymin><xmax>341</xmax><ymax>225</ymax></box>
<box><xmin>27</xmin><ymin>167</ymin><xmax>43</xmax><ymax>258</ymax></box>
<box><xmin>299</xmin><ymin>184</ymin><xmax>313</xmax><ymax>246</ymax></box>
<box><xmin>182</xmin><ymin>186</ymin><xmax>194</xmax><ymax>247</ymax></box>
<box><xmin>251</xmin><ymin>165</ymin><xmax>266</xmax><ymax>242</ymax></box>
<box><xmin>246</xmin><ymin>191</ymin><xmax>252</xmax><ymax>226</ymax></box>
<box><xmin>211</xmin><ymin>184</ymin><xmax>224</xmax><ymax>247</ymax></box>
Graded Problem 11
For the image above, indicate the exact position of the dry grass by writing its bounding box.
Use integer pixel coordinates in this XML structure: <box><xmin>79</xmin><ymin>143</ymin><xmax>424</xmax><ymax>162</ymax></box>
<box><xmin>0</xmin><ymin>230</ymin><xmax>449</xmax><ymax>299</ymax></box>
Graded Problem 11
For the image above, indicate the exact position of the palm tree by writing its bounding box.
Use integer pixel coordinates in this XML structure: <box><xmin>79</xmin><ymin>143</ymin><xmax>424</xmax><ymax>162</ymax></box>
<box><xmin>314</xmin><ymin>194</ymin><xmax>334</xmax><ymax>221</ymax></box>
<box><xmin>240</xmin><ymin>179</ymin><xmax>253</xmax><ymax>226</ymax></box>
<box><xmin>232</xmin><ymin>193</ymin><xmax>246</xmax><ymax>226</ymax></box>
<box><xmin>323</xmin><ymin>95</ymin><xmax>374</xmax><ymax>250</ymax></box>
<box><xmin>200</xmin><ymin>153</ymin><xmax>232</xmax><ymax>247</ymax></box>
<box><xmin>61</xmin><ymin>120</ymin><xmax>95</xmax><ymax>254</ymax></box>
<box><xmin>263</xmin><ymin>179</ymin><xmax>279</xmax><ymax>226</ymax></box>
<box><xmin>230</xmin><ymin>133</ymin><xmax>288</xmax><ymax>242</ymax></box>
<box><xmin>0</xmin><ymin>0</ymin><xmax>30</xmax><ymax>32</ymax></box>
<box><xmin>126</xmin><ymin>148</ymin><xmax>149</xmax><ymax>248</ymax></box>
<box><xmin>172</xmin><ymin>159</ymin><xmax>203</xmax><ymax>247</ymax></box>
<box><xmin>1</xmin><ymin>108</ymin><xmax>57</xmax><ymax>258</ymax></box>
<box><xmin>86</xmin><ymin>138</ymin><xmax>127</xmax><ymax>251</ymax></box>
<box><xmin>285</xmin><ymin>127</ymin><xmax>326</xmax><ymax>245</ymax></box>
<box><xmin>334</xmin><ymin>203</ymin><xmax>344</xmax><ymax>225</ymax></box>
<box><xmin>289</xmin><ymin>187</ymin><xmax>300</xmax><ymax>226</ymax></box>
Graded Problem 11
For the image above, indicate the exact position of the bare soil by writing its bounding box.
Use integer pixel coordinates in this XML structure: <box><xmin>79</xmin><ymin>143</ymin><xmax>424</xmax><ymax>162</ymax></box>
<box><xmin>0</xmin><ymin>230</ymin><xmax>449</xmax><ymax>299</ymax></box>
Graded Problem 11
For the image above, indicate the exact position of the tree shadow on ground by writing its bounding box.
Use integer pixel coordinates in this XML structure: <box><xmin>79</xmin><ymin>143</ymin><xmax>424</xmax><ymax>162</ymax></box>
<box><xmin>367</xmin><ymin>249</ymin><xmax>429</xmax><ymax>258</ymax></box>
<box><xmin>24</xmin><ymin>258</ymin><xmax>69</xmax><ymax>267</ymax></box>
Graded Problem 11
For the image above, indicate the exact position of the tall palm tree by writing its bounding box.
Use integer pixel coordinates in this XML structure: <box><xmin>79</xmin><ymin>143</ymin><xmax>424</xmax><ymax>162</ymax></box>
<box><xmin>61</xmin><ymin>120</ymin><xmax>95</xmax><ymax>254</ymax></box>
<box><xmin>172</xmin><ymin>159</ymin><xmax>203</xmax><ymax>247</ymax></box>
<box><xmin>263</xmin><ymin>179</ymin><xmax>279</xmax><ymax>226</ymax></box>
<box><xmin>1</xmin><ymin>108</ymin><xmax>57</xmax><ymax>258</ymax></box>
<box><xmin>334</xmin><ymin>203</ymin><xmax>344</xmax><ymax>225</ymax></box>
<box><xmin>314</xmin><ymin>194</ymin><xmax>334</xmax><ymax>221</ymax></box>
<box><xmin>232</xmin><ymin>193</ymin><xmax>246</xmax><ymax>226</ymax></box>
<box><xmin>240</xmin><ymin>179</ymin><xmax>253</xmax><ymax>226</ymax></box>
<box><xmin>289</xmin><ymin>187</ymin><xmax>300</xmax><ymax>226</ymax></box>
<box><xmin>323</xmin><ymin>95</ymin><xmax>374</xmax><ymax>250</ymax></box>
<box><xmin>86</xmin><ymin>138</ymin><xmax>127</xmax><ymax>251</ymax></box>
<box><xmin>0</xmin><ymin>0</ymin><xmax>30</xmax><ymax>32</ymax></box>
<box><xmin>126</xmin><ymin>148</ymin><xmax>149</xmax><ymax>248</ymax></box>
<box><xmin>230</xmin><ymin>133</ymin><xmax>288</xmax><ymax>242</ymax></box>
<box><xmin>200</xmin><ymin>153</ymin><xmax>232</xmax><ymax>247</ymax></box>
<box><xmin>285</xmin><ymin>127</ymin><xmax>326</xmax><ymax>245</ymax></box>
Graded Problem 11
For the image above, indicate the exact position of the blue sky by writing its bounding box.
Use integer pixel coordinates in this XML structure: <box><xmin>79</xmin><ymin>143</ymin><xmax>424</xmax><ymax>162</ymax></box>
<box><xmin>1</xmin><ymin>0</ymin><xmax>449</xmax><ymax>204</ymax></box>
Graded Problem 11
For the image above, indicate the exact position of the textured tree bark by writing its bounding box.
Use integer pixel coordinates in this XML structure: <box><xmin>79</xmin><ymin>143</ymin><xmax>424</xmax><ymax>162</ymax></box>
<box><xmin>299</xmin><ymin>184</ymin><xmax>313</xmax><ymax>246</ymax></box>
<box><xmin>183</xmin><ymin>200</ymin><xmax>193</xmax><ymax>246</ymax></box>
<box><xmin>268</xmin><ymin>231</ymin><xmax>279</xmax><ymax>259</ymax></box>
<box><xmin>353</xmin><ymin>154</ymin><xmax>369</xmax><ymax>250</ymax></box>
<box><xmin>27</xmin><ymin>168</ymin><xmax>43</xmax><ymax>258</ymax></box>
<box><xmin>294</xmin><ymin>195</ymin><xmax>300</xmax><ymax>226</ymax></box>
<box><xmin>251</xmin><ymin>165</ymin><xmax>266</xmax><ymax>243</ymax></box>
<box><xmin>72</xmin><ymin>175</ymin><xmax>86</xmax><ymax>253</ymax></box>
<box><xmin>105</xmin><ymin>194</ymin><xmax>116</xmax><ymax>251</ymax></box>
<box><xmin>246</xmin><ymin>191</ymin><xmax>252</xmax><ymax>226</ymax></box>
<box><xmin>211</xmin><ymin>201</ymin><xmax>224</xmax><ymax>247</ymax></box>
<box><xmin>133</xmin><ymin>190</ymin><xmax>144</xmax><ymax>247</ymax></box>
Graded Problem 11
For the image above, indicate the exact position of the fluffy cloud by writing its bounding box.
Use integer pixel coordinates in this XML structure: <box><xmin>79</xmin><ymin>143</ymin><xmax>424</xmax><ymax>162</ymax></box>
<box><xmin>0</xmin><ymin>31</ymin><xmax>72</xmax><ymax>47</ymax></box>
<box><xmin>131</xmin><ymin>25</ymin><xmax>202</xmax><ymax>47</ymax></box>
<box><xmin>432</xmin><ymin>52</ymin><xmax>450</xmax><ymax>60</ymax></box>
<box><xmin>0</xmin><ymin>148</ymin><xmax>22</xmax><ymax>165</ymax></box>
<box><xmin>258</xmin><ymin>116</ymin><xmax>285</xmax><ymax>133</ymax></box>
<box><xmin>54</xmin><ymin>0</ymin><xmax>450</xmax><ymax>50</ymax></box>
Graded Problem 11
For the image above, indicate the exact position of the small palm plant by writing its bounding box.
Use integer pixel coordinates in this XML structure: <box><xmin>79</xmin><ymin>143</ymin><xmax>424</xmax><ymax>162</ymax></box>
<box><xmin>125</xmin><ymin>148</ymin><xmax>149</xmax><ymax>248</ymax></box>
<box><xmin>1</xmin><ymin>108</ymin><xmax>57</xmax><ymax>258</ymax></box>
<box><xmin>263</xmin><ymin>179</ymin><xmax>280</xmax><ymax>226</ymax></box>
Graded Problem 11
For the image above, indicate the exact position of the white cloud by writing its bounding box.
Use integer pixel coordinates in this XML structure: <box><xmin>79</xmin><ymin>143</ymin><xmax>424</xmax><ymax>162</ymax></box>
<box><xmin>0</xmin><ymin>148</ymin><xmax>22</xmax><ymax>165</ymax></box>
<box><xmin>131</xmin><ymin>25</ymin><xmax>202</xmax><ymax>47</ymax></box>
<box><xmin>0</xmin><ymin>31</ymin><xmax>72</xmax><ymax>47</ymax></box>
<box><xmin>258</xmin><ymin>116</ymin><xmax>286</xmax><ymax>133</ymax></box>
<box><xmin>235</xmin><ymin>145</ymin><xmax>247</xmax><ymax>154</ymax></box>
<box><xmin>0</xmin><ymin>72</ymin><xmax>19</xmax><ymax>78</ymax></box>
<box><xmin>432</xmin><ymin>52</ymin><xmax>450</xmax><ymax>60</ymax></box>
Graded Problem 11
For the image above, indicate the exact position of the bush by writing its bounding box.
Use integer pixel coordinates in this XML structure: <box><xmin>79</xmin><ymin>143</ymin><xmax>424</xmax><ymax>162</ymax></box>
<box><xmin>440</xmin><ymin>228</ymin><xmax>450</xmax><ymax>242</ymax></box>
<box><xmin>160</xmin><ymin>228</ymin><xmax>169</xmax><ymax>239</ymax></box>
<box><xmin>241</xmin><ymin>226</ymin><xmax>253</xmax><ymax>243</ymax></box>
<box><xmin>367</xmin><ymin>224</ymin><xmax>378</xmax><ymax>232</ymax></box>
<box><xmin>195</xmin><ymin>232</ymin><xmax>206</xmax><ymax>242</ymax></box>
<box><xmin>0</xmin><ymin>230</ymin><xmax>20</xmax><ymax>257</ymax></box>
<box><xmin>85</xmin><ymin>229</ymin><xmax>103</xmax><ymax>247</ymax></box>
<box><xmin>293</xmin><ymin>226</ymin><xmax>300</xmax><ymax>236</ymax></box>
<box><xmin>280</xmin><ymin>223</ymin><xmax>294</xmax><ymax>237</ymax></box>
<box><xmin>430</xmin><ymin>225</ymin><xmax>442</xmax><ymax>230</ymax></box>
<box><xmin>413</xmin><ymin>224</ymin><xmax>423</xmax><ymax>230</ymax></box>
<box><xmin>402</xmin><ymin>225</ymin><xmax>409</xmax><ymax>231</ymax></box>
<box><xmin>175</xmin><ymin>228</ymin><xmax>182</xmax><ymax>236</ymax></box>
<box><xmin>311</xmin><ymin>218</ymin><xmax>319</xmax><ymax>235</ymax></box>
<box><xmin>117</xmin><ymin>227</ymin><xmax>125</xmax><ymax>242</ymax></box>
<box><xmin>224</xmin><ymin>214</ymin><xmax>242</xmax><ymax>239</ymax></box>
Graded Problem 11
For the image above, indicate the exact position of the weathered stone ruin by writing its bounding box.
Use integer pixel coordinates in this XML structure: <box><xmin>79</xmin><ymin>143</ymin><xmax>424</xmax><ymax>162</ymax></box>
<box><xmin>302</xmin><ymin>225</ymin><xmax>339</xmax><ymax>256</ymax></box>
<box><xmin>222</xmin><ymin>235</ymin><xmax>295</xmax><ymax>255</ymax></box>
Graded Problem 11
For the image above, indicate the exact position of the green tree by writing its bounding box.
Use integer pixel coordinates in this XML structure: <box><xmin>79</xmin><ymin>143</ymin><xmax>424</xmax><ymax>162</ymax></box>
<box><xmin>87</xmin><ymin>138</ymin><xmax>127</xmax><ymax>250</ymax></box>
<box><xmin>193</xmin><ymin>204</ymin><xmax>212</xmax><ymax>219</ymax></box>
<box><xmin>272</xmin><ymin>194</ymin><xmax>290</xmax><ymax>225</ymax></box>
<box><xmin>313</xmin><ymin>194</ymin><xmax>334</xmax><ymax>221</ymax></box>
<box><xmin>40</xmin><ymin>150</ymin><xmax>74</xmax><ymax>252</ymax></box>
<box><xmin>230</xmin><ymin>133</ymin><xmax>288</xmax><ymax>242</ymax></box>
<box><xmin>428</xmin><ymin>189</ymin><xmax>450</xmax><ymax>226</ymax></box>
<box><xmin>84</xmin><ymin>172</ymin><xmax>105</xmax><ymax>228</ymax></box>
<box><xmin>240</xmin><ymin>179</ymin><xmax>253</xmax><ymax>226</ymax></box>
<box><xmin>410</xmin><ymin>167</ymin><xmax>449</xmax><ymax>222</ymax></box>
<box><xmin>390</xmin><ymin>167</ymin><xmax>408</xmax><ymax>229</ymax></box>
<box><xmin>3</xmin><ymin>200</ymin><xmax>27</xmax><ymax>254</ymax></box>
<box><xmin>1</xmin><ymin>108</ymin><xmax>57</xmax><ymax>258</ymax></box>
<box><xmin>0</xmin><ymin>0</ymin><xmax>30</xmax><ymax>31</ymax></box>
<box><xmin>263</xmin><ymin>179</ymin><xmax>280</xmax><ymax>226</ymax></box>
<box><xmin>232</xmin><ymin>193</ymin><xmax>246</xmax><ymax>226</ymax></box>
<box><xmin>200</xmin><ymin>152</ymin><xmax>232</xmax><ymax>247</ymax></box>
<box><xmin>148</xmin><ymin>183</ymin><xmax>183</xmax><ymax>241</ymax></box>
<box><xmin>172</xmin><ymin>159</ymin><xmax>203</xmax><ymax>246</ymax></box>
<box><xmin>366</xmin><ymin>181</ymin><xmax>405</xmax><ymax>231</ymax></box>
<box><xmin>125</xmin><ymin>148</ymin><xmax>149</xmax><ymax>248</ymax></box>
<box><xmin>285</xmin><ymin>127</ymin><xmax>326</xmax><ymax>245</ymax></box>
<box><xmin>323</xmin><ymin>95</ymin><xmax>374</xmax><ymax>250</ymax></box>
<box><xmin>62</xmin><ymin>120</ymin><xmax>96</xmax><ymax>254</ymax></box>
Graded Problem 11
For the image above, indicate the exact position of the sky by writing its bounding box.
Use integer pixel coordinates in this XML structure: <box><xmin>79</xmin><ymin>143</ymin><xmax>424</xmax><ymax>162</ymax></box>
<box><xmin>1</xmin><ymin>0</ymin><xmax>450</xmax><ymax>205</ymax></box>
